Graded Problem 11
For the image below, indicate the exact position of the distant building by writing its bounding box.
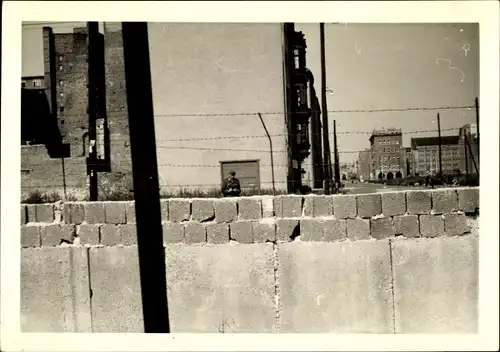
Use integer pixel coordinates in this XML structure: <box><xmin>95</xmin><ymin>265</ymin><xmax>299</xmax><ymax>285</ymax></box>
<box><xmin>402</xmin><ymin>147</ymin><xmax>414</xmax><ymax>177</ymax></box>
<box><xmin>357</xmin><ymin>149</ymin><xmax>372</xmax><ymax>181</ymax></box>
<box><xmin>22</xmin><ymin>75</ymin><xmax>45</xmax><ymax>89</ymax></box>
<box><xmin>369</xmin><ymin>128</ymin><xmax>404</xmax><ymax>180</ymax></box>
<box><xmin>458</xmin><ymin>123</ymin><xmax>479</xmax><ymax>175</ymax></box>
<box><xmin>410</xmin><ymin>136</ymin><xmax>461</xmax><ymax>175</ymax></box>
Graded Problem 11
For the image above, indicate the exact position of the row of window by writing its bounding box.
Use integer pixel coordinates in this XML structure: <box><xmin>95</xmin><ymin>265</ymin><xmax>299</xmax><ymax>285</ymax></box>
<box><xmin>381</xmin><ymin>156</ymin><xmax>399</xmax><ymax>162</ymax></box>
<box><xmin>379</xmin><ymin>139</ymin><xmax>400</xmax><ymax>145</ymax></box>
<box><xmin>380</xmin><ymin>147</ymin><xmax>399</xmax><ymax>153</ymax></box>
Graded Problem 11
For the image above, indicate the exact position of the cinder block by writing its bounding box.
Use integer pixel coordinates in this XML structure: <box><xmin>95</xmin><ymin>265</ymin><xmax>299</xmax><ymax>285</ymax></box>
<box><xmin>62</xmin><ymin>202</ymin><xmax>72</xmax><ymax>223</ymax></box>
<box><xmin>357</xmin><ymin>194</ymin><xmax>382</xmax><ymax>218</ymax></box>
<box><xmin>22</xmin><ymin>225</ymin><xmax>41</xmax><ymax>248</ymax></box>
<box><xmin>261</xmin><ymin>196</ymin><xmax>274</xmax><ymax>218</ymax></box>
<box><xmin>105</xmin><ymin>202</ymin><xmax>127</xmax><ymax>224</ymax></box>
<box><xmin>458</xmin><ymin>188</ymin><xmax>479</xmax><ymax>213</ymax></box>
<box><xmin>206</xmin><ymin>223</ymin><xmax>229</xmax><ymax>244</ymax></box>
<box><xmin>120</xmin><ymin>224</ymin><xmax>137</xmax><ymax>246</ymax></box>
<box><xmin>125</xmin><ymin>202</ymin><xmax>136</xmax><ymax>223</ymax></box>
<box><xmin>35</xmin><ymin>204</ymin><xmax>54</xmax><ymax>223</ymax></box>
<box><xmin>76</xmin><ymin>224</ymin><xmax>100</xmax><ymax>245</ymax></box>
<box><xmin>406</xmin><ymin>191</ymin><xmax>431</xmax><ymax>215</ymax></box>
<box><xmin>238</xmin><ymin>198</ymin><xmax>262</xmax><ymax>220</ymax></box>
<box><xmin>419</xmin><ymin>215</ymin><xmax>445</xmax><ymax>238</ymax></box>
<box><xmin>333</xmin><ymin>195</ymin><xmax>357</xmax><ymax>219</ymax></box>
<box><xmin>160</xmin><ymin>199</ymin><xmax>169</xmax><ymax>221</ymax></box>
<box><xmin>282</xmin><ymin>196</ymin><xmax>302</xmax><ymax>218</ymax></box>
<box><xmin>21</xmin><ymin>205</ymin><xmax>27</xmax><ymax>225</ymax></box>
<box><xmin>381</xmin><ymin>192</ymin><xmax>406</xmax><ymax>216</ymax></box>
<box><xmin>184</xmin><ymin>223</ymin><xmax>206</xmax><ymax>244</ymax></box>
<box><xmin>313</xmin><ymin>196</ymin><xmax>333</xmax><ymax>217</ymax></box>
<box><xmin>169</xmin><ymin>199</ymin><xmax>191</xmax><ymax>222</ymax></box>
<box><xmin>163</xmin><ymin>222</ymin><xmax>183</xmax><ymax>244</ymax></box>
<box><xmin>100</xmin><ymin>224</ymin><xmax>121</xmax><ymax>246</ymax></box>
<box><xmin>84</xmin><ymin>203</ymin><xmax>105</xmax><ymax>224</ymax></box>
<box><xmin>70</xmin><ymin>203</ymin><xmax>85</xmax><ymax>224</ymax></box>
<box><xmin>191</xmin><ymin>199</ymin><xmax>215</xmax><ymax>222</ymax></box>
<box><xmin>253</xmin><ymin>222</ymin><xmax>276</xmax><ymax>243</ymax></box>
<box><xmin>370</xmin><ymin>217</ymin><xmax>395</xmax><ymax>240</ymax></box>
<box><xmin>214</xmin><ymin>199</ymin><xmax>237</xmax><ymax>223</ymax></box>
<box><xmin>347</xmin><ymin>218</ymin><xmax>370</xmax><ymax>241</ymax></box>
<box><xmin>26</xmin><ymin>204</ymin><xmax>37</xmax><ymax>223</ymax></box>
<box><xmin>394</xmin><ymin>215</ymin><xmax>419</xmax><ymax>238</ymax></box>
<box><xmin>300</xmin><ymin>219</ymin><xmax>324</xmax><ymax>242</ymax></box>
<box><xmin>303</xmin><ymin>196</ymin><xmax>314</xmax><ymax>217</ymax></box>
<box><xmin>276</xmin><ymin>219</ymin><xmax>299</xmax><ymax>242</ymax></box>
<box><xmin>41</xmin><ymin>224</ymin><xmax>75</xmax><ymax>246</ymax></box>
<box><xmin>278</xmin><ymin>241</ymin><xmax>393</xmax><ymax>333</ymax></box>
<box><xmin>274</xmin><ymin>196</ymin><xmax>283</xmax><ymax>218</ymax></box>
<box><xmin>324</xmin><ymin>219</ymin><xmax>347</xmax><ymax>242</ymax></box>
<box><xmin>432</xmin><ymin>190</ymin><xmax>458</xmax><ymax>214</ymax></box>
<box><xmin>444</xmin><ymin>214</ymin><xmax>470</xmax><ymax>236</ymax></box>
<box><xmin>393</xmin><ymin>236</ymin><xmax>478</xmax><ymax>333</ymax></box>
<box><xmin>230</xmin><ymin>221</ymin><xmax>254</xmax><ymax>244</ymax></box>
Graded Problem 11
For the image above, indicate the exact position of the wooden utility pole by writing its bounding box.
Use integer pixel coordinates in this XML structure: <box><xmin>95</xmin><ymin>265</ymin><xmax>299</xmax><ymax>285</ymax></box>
<box><xmin>122</xmin><ymin>22</ymin><xmax>170</xmax><ymax>333</ymax></box>
<box><xmin>319</xmin><ymin>23</ymin><xmax>331</xmax><ymax>194</ymax></box>
<box><xmin>87</xmin><ymin>22</ymin><xmax>99</xmax><ymax>201</ymax></box>
<box><xmin>437</xmin><ymin>113</ymin><xmax>443</xmax><ymax>181</ymax></box>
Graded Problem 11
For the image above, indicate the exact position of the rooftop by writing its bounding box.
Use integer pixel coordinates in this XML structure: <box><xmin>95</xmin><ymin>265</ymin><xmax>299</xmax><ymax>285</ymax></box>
<box><xmin>411</xmin><ymin>135</ymin><xmax>460</xmax><ymax>148</ymax></box>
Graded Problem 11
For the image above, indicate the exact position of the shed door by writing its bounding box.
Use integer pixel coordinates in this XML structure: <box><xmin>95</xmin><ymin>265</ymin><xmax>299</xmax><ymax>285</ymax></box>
<box><xmin>220</xmin><ymin>160</ymin><xmax>260</xmax><ymax>190</ymax></box>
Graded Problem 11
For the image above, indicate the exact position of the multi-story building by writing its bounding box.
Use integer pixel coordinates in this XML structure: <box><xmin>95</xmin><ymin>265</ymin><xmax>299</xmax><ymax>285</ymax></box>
<box><xmin>368</xmin><ymin>128</ymin><xmax>404</xmax><ymax>180</ymax></box>
<box><xmin>402</xmin><ymin>147</ymin><xmax>414</xmax><ymax>177</ymax></box>
<box><xmin>458</xmin><ymin>123</ymin><xmax>479</xmax><ymax>175</ymax></box>
<box><xmin>357</xmin><ymin>149</ymin><xmax>372</xmax><ymax>182</ymax></box>
<box><xmin>21</xmin><ymin>75</ymin><xmax>45</xmax><ymax>89</ymax></box>
<box><xmin>21</xmin><ymin>22</ymin><xmax>315</xmax><ymax>198</ymax></box>
<box><xmin>410</xmin><ymin>136</ymin><xmax>461</xmax><ymax>175</ymax></box>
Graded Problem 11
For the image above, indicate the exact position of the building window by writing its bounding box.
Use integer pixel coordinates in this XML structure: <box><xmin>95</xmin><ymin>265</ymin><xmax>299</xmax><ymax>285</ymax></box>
<box><xmin>32</xmin><ymin>79</ymin><xmax>42</xmax><ymax>87</ymax></box>
<box><xmin>59</xmin><ymin>106</ymin><xmax>64</xmax><ymax>112</ymax></box>
<box><xmin>59</xmin><ymin>65</ymin><xmax>63</xmax><ymax>71</ymax></box>
<box><xmin>59</xmin><ymin>80</ymin><xmax>64</xmax><ymax>86</ymax></box>
<box><xmin>59</xmin><ymin>56</ymin><xmax>63</xmax><ymax>62</ymax></box>
<box><xmin>395</xmin><ymin>140</ymin><xmax>399</xmax><ymax>144</ymax></box>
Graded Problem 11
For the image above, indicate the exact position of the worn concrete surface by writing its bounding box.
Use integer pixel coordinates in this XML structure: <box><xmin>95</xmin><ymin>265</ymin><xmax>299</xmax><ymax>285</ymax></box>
<box><xmin>278</xmin><ymin>241</ymin><xmax>393</xmax><ymax>333</ymax></box>
<box><xmin>392</xmin><ymin>235</ymin><xmax>478</xmax><ymax>333</ymax></box>
<box><xmin>21</xmin><ymin>247</ymin><xmax>91</xmax><ymax>332</ymax></box>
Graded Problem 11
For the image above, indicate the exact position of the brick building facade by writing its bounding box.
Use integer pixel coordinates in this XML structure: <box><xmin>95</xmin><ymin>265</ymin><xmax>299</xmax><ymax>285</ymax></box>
<box><xmin>368</xmin><ymin>128</ymin><xmax>404</xmax><ymax>180</ymax></box>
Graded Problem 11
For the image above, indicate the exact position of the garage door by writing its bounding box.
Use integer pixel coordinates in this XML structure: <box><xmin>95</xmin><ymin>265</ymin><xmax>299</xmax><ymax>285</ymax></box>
<box><xmin>220</xmin><ymin>160</ymin><xmax>260</xmax><ymax>190</ymax></box>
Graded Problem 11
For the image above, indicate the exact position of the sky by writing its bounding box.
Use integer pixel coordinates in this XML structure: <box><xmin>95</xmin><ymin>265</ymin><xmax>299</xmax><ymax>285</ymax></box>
<box><xmin>22</xmin><ymin>22</ymin><xmax>479</xmax><ymax>163</ymax></box>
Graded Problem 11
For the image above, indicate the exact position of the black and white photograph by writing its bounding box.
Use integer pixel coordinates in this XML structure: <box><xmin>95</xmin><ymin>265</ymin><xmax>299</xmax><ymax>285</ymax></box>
<box><xmin>1</xmin><ymin>1</ymin><xmax>498</xmax><ymax>351</ymax></box>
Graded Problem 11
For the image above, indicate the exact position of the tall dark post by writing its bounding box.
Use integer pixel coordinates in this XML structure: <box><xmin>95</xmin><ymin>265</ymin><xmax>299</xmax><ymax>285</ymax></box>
<box><xmin>437</xmin><ymin>113</ymin><xmax>443</xmax><ymax>180</ymax></box>
<box><xmin>475</xmin><ymin>97</ymin><xmax>479</xmax><ymax>166</ymax></box>
<box><xmin>464</xmin><ymin>136</ymin><xmax>469</xmax><ymax>182</ymax></box>
<box><xmin>87</xmin><ymin>22</ymin><xmax>99</xmax><ymax>201</ymax></box>
<box><xmin>320</xmin><ymin>23</ymin><xmax>331</xmax><ymax>194</ymax></box>
<box><xmin>333</xmin><ymin>119</ymin><xmax>341</xmax><ymax>192</ymax></box>
<box><xmin>121</xmin><ymin>22</ymin><xmax>170</xmax><ymax>333</ymax></box>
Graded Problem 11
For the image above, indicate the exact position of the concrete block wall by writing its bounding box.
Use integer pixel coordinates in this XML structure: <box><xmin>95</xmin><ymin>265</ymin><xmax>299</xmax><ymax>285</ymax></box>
<box><xmin>21</xmin><ymin>187</ymin><xmax>479</xmax><ymax>333</ymax></box>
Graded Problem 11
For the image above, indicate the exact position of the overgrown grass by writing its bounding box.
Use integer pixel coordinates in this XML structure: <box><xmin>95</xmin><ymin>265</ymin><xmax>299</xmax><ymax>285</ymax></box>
<box><xmin>160</xmin><ymin>187</ymin><xmax>288</xmax><ymax>199</ymax></box>
<box><xmin>22</xmin><ymin>190</ymin><xmax>63</xmax><ymax>204</ymax></box>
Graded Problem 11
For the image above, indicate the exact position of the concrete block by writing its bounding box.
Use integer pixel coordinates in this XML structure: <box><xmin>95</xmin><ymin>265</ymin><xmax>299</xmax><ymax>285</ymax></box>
<box><xmin>274</xmin><ymin>196</ymin><xmax>283</xmax><ymax>218</ymax></box>
<box><xmin>125</xmin><ymin>202</ymin><xmax>136</xmax><ymax>223</ymax></box>
<box><xmin>313</xmin><ymin>196</ymin><xmax>333</xmax><ymax>217</ymax></box>
<box><xmin>444</xmin><ymin>214</ymin><xmax>470</xmax><ymax>236</ymax></box>
<box><xmin>169</xmin><ymin>199</ymin><xmax>191</xmax><ymax>222</ymax></box>
<box><xmin>393</xmin><ymin>215</ymin><xmax>419</xmax><ymax>238</ymax></box>
<box><xmin>160</xmin><ymin>199</ymin><xmax>169</xmax><ymax>221</ymax></box>
<box><xmin>333</xmin><ymin>195</ymin><xmax>357</xmax><ymax>219</ymax></box>
<box><xmin>432</xmin><ymin>190</ymin><xmax>458</xmax><ymax>214</ymax></box>
<box><xmin>300</xmin><ymin>219</ymin><xmax>324</xmax><ymax>242</ymax></box>
<box><xmin>419</xmin><ymin>215</ymin><xmax>445</xmax><ymax>238</ymax></box>
<box><xmin>381</xmin><ymin>192</ymin><xmax>406</xmax><ymax>216</ymax></box>
<box><xmin>347</xmin><ymin>218</ymin><xmax>370</xmax><ymax>241</ymax></box>
<box><xmin>238</xmin><ymin>198</ymin><xmax>262</xmax><ymax>220</ymax></box>
<box><xmin>120</xmin><ymin>224</ymin><xmax>137</xmax><ymax>246</ymax></box>
<box><xmin>392</xmin><ymin>236</ymin><xmax>478</xmax><ymax>333</ymax></box>
<box><xmin>458</xmin><ymin>188</ymin><xmax>479</xmax><ymax>213</ymax></box>
<box><xmin>261</xmin><ymin>196</ymin><xmax>274</xmax><ymax>218</ymax></box>
<box><xmin>357</xmin><ymin>193</ymin><xmax>382</xmax><ymax>218</ymax></box>
<box><xmin>370</xmin><ymin>217</ymin><xmax>395</xmax><ymax>240</ymax></box>
<box><xmin>184</xmin><ymin>222</ymin><xmax>206</xmax><ymax>244</ymax></box>
<box><xmin>278</xmin><ymin>241</ymin><xmax>393</xmax><ymax>333</ymax></box>
<box><xmin>26</xmin><ymin>204</ymin><xmax>37</xmax><ymax>223</ymax></box>
<box><xmin>230</xmin><ymin>221</ymin><xmax>254</xmax><ymax>244</ymax></box>
<box><xmin>324</xmin><ymin>219</ymin><xmax>347</xmax><ymax>242</ymax></box>
<box><xmin>53</xmin><ymin>201</ymin><xmax>63</xmax><ymax>223</ymax></box>
<box><xmin>21</xmin><ymin>225</ymin><xmax>41</xmax><ymax>248</ymax></box>
<box><xmin>21</xmin><ymin>205</ymin><xmax>27</xmax><ymax>225</ymax></box>
<box><xmin>35</xmin><ymin>204</ymin><xmax>54</xmax><ymax>223</ymax></box>
<box><xmin>162</xmin><ymin>222</ymin><xmax>184</xmax><ymax>244</ymax></box>
<box><xmin>192</xmin><ymin>199</ymin><xmax>215</xmax><ymax>222</ymax></box>
<box><xmin>89</xmin><ymin>246</ymin><xmax>144</xmax><ymax>332</ymax></box>
<box><xmin>206</xmin><ymin>223</ymin><xmax>229</xmax><ymax>244</ymax></box>
<box><xmin>276</xmin><ymin>219</ymin><xmax>299</xmax><ymax>242</ymax></box>
<box><xmin>70</xmin><ymin>202</ymin><xmax>85</xmax><ymax>224</ymax></box>
<box><xmin>253</xmin><ymin>222</ymin><xmax>276</xmax><ymax>243</ymax></box>
<box><xmin>302</xmin><ymin>196</ymin><xmax>314</xmax><ymax>217</ymax></box>
<box><xmin>406</xmin><ymin>191</ymin><xmax>431</xmax><ymax>215</ymax></box>
<box><xmin>214</xmin><ymin>199</ymin><xmax>237</xmax><ymax>223</ymax></box>
<box><xmin>84</xmin><ymin>202</ymin><xmax>105</xmax><ymax>224</ymax></box>
<box><xmin>165</xmin><ymin>243</ymin><xmax>276</xmax><ymax>332</ymax></box>
<box><xmin>105</xmin><ymin>202</ymin><xmax>127</xmax><ymax>224</ymax></box>
<box><xmin>100</xmin><ymin>224</ymin><xmax>121</xmax><ymax>246</ymax></box>
<box><xmin>76</xmin><ymin>224</ymin><xmax>100</xmax><ymax>245</ymax></box>
<box><xmin>21</xmin><ymin>247</ymin><xmax>92</xmax><ymax>332</ymax></box>
<box><xmin>62</xmin><ymin>202</ymin><xmax>72</xmax><ymax>223</ymax></box>
<box><xmin>41</xmin><ymin>224</ymin><xmax>75</xmax><ymax>246</ymax></box>
<box><xmin>282</xmin><ymin>195</ymin><xmax>302</xmax><ymax>218</ymax></box>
